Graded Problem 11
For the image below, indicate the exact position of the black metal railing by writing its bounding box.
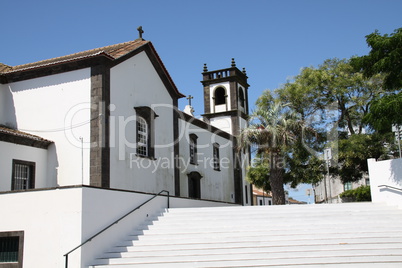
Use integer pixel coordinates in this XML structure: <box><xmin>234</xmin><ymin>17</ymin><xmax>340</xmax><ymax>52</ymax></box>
<box><xmin>378</xmin><ymin>185</ymin><xmax>402</xmax><ymax>193</ymax></box>
<box><xmin>64</xmin><ymin>190</ymin><xmax>169</xmax><ymax>268</ymax></box>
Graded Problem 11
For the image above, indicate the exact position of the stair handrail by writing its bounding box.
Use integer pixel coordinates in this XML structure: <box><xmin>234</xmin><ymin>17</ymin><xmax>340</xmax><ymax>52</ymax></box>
<box><xmin>378</xmin><ymin>184</ymin><xmax>402</xmax><ymax>192</ymax></box>
<box><xmin>63</xmin><ymin>190</ymin><xmax>169</xmax><ymax>268</ymax></box>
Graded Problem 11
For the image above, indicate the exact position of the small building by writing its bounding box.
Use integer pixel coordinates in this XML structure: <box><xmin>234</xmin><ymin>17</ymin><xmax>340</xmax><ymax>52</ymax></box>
<box><xmin>314</xmin><ymin>175</ymin><xmax>369</xmax><ymax>203</ymax></box>
<box><xmin>252</xmin><ymin>187</ymin><xmax>273</xmax><ymax>205</ymax></box>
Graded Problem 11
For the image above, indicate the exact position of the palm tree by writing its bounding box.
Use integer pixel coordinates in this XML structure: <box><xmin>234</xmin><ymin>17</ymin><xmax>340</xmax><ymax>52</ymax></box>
<box><xmin>240</xmin><ymin>100</ymin><xmax>304</xmax><ymax>205</ymax></box>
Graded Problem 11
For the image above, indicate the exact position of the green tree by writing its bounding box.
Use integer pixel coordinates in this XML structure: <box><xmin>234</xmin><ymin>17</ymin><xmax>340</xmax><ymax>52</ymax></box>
<box><xmin>275</xmin><ymin>57</ymin><xmax>389</xmax><ymax>183</ymax></box>
<box><xmin>278</xmin><ymin>58</ymin><xmax>383</xmax><ymax>135</ymax></box>
<box><xmin>351</xmin><ymin>28</ymin><xmax>402</xmax><ymax>131</ymax></box>
<box><xmin>239</xmin><ymin>94</ymin><xmax>305</xmax><ymax>205</ymax></box>
<box><xmin>340</xmin><ymin>185</ymin><xmax>371</xmax><ymax>202</ymax></box>
<box><xmin>247</xmin><ymin>156</ymin><xmax>271</xmax><ymax>192</ymax></box>
<box><xmin>334</xmin><ymin>133</ymin><xmax>389</xmax><ymax>183</ymax></box>
<box><xmin>352</xmin><ymin>28</ymin><xmax>402</xmax><ymax>90</ymax></box>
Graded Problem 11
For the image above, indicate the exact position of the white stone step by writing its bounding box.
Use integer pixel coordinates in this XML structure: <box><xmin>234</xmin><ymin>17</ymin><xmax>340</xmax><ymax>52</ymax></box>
<box><xmin>128</xmin><ymin>228</ymin><xmax>402</xmax><ymax>242</ymax></box>
<box><xmin>136</xmin><ymin>222</ymin><xmax>402</xmax><ymax>236</ymax></box>
<box><xmin>91</xmin><ymin>203</ymin><xmax>402</xmax><ymax>267</ymax></box>
<box><xmin>116</xmin><ymin>236</ymin><xmax>402</xmax><ymax>251</ymax></box>
<box><xmin>92</xmin><ymin>254</ymin><xmax>402</xmax><ymax>267</ymax></box>
<box><xmin>118</xmin><ymin>231</ymin><xmax>402</xmax><ymax>246</ymax></box>
<box><xmin>101</xmin><ymin>244</ymin><xmax>402</xmax><ymax>258</ymax></box>
<box><xmin>163</xmin><ymin>202</ymin><xmax>394</xmax><ymax>214</ymax></box>
<box><xmin>93</xmin><ymin>248</ymin><xmax>402</xmax><ymax>265</ymax></box>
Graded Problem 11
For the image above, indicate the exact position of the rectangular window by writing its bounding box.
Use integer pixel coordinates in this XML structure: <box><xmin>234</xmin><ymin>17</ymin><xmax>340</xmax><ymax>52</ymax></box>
<box><xmin>11</xmin><ymin>160</ymin><xmax>35</xmax><ymax>191</ymax></box>
<box><xmin>189</xmin><ymin>134</ymin><xmax>198</xmax><ymax>165</ymax></box>
<box><xmin>213</xmin><ymin>143</ymin><xmax>220</xmax><ymax>170</ymax></box>
<box><xmin>134</xmin><ymin>106</ymin><xmax>158</xmax><ymax>159</ymax></box>
<box><xmin>0</xmin><ymin>237</ymin><xmax>18</xmax><ymax>262</ymax></box>
<box><xmin>344</xmin><ymin>182</ymin><xmax>352</xmax><ymax>191</ymax></box>
<box><xmin>136</xmin><ymin>117</ymin><xmax>148</xmax><ymax>157</ymax></box>
<box><xmin>245</xmin><ymin>185</ymin><xmax>248</xmax><ymax>204</ymax></box>
<box><xmin>0</xmin><ymin>231</ymin><xmax>24</xmax><ymax>268</ymax></box>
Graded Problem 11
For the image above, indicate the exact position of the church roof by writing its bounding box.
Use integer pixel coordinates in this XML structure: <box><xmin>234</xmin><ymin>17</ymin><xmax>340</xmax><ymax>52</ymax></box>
<box><xmin>0</xmin><ymin>125</ymin><xmax>53</xmax><ymax>149</ymax></box>
<box><xmin>1</xmin><ymin>39</ymin><xmax>149</xmax><ymax>74</ymax></box>
<box><xmin>0</xmin><ymin>39</ymin><xmax>185</xmax><ymax>98</ymax></box>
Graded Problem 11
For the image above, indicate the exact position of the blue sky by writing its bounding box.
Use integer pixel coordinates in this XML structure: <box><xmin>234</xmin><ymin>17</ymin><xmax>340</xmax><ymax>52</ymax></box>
<box><xmin>1</xmin><ymin>0</ymin><xmax>401</xmax><ymax>202</ymax></box>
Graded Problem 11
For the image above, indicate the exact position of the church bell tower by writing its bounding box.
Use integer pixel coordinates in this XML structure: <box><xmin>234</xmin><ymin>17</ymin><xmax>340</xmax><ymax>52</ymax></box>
<box><xmin>201</xmin><ymin>58</ymin><xmax>249</xmax><ymax>136</ymax></box>
<box><xmin>201</xmin><ymin>59</ymin><xmax>251</xmax><ymax>205</ymax></box>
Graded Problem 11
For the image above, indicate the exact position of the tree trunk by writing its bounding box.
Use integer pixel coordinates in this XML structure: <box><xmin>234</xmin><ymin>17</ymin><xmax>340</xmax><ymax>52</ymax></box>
<box><xmin>269</xmin><ymin>152</ymin><xmax>286</xmax><ymax>205</ymax></box>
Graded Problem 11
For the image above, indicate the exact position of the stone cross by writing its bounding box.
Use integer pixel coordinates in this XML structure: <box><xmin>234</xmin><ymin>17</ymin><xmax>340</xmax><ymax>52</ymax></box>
<box><xmin>186</xmin><ymin>95</ymin><xmax>194</xmax><ymax>106</ymax></box>
<box><xmin>137</xmin><ymin>26</ymin><xmax>144</xmax><ymax>39</ymax></box>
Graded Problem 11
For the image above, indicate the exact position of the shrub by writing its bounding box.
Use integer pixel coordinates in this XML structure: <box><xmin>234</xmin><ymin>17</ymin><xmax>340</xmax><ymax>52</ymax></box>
<box><xmin>340</xmin><ymin>185</ymin><xmax>371</xmax><ymax>202</ymax></box>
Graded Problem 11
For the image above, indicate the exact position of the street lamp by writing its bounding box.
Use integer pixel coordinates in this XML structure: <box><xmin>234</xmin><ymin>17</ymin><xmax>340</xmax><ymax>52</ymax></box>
<box><xmin>324</xmin><ymin>148</ymin><xmax>332</xmax><ymax>203</ymax></box>
<box><xmin>392</xmin><ymin>124</ymin><xmax>402</xmax><ymax>158</ymax></box>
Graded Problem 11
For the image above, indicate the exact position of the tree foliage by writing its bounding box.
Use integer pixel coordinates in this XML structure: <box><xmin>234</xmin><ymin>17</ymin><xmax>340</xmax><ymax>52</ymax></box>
<box><xmin>244</xmin><ymin>29</ymin><xmax>401</xmax><ymax>199</ymax></box>
<box><xmin>351</xmin><ymin>28</ymin><xmax>402</xmax><ymax>131</ymax></box>
<box><xmin>363</xmin><ymin>92</ymin><xmax>402</xmax><ymax>132</ymax></box>
<box><xmin>240</xmin><ymin>93</ymin><xmax>306</xmax><ymax>205</ymax></box>
<box><xmin>334</xmin><ymin>134</ymin><xmax>389</xmax><ymax>183</ymax></box>
<box><xmin>340</xmin><ymin>185</ymin><xmax>371</xmax><ymax>202</ymax></box>
<box><xmin>278</xmin><ymin>58</ymin><xmax>383</xmax><ymax>135</ymax></box>
<box><xmin>247</xmin><ymin>157</ymin><xmax>271</xmax><ymax>192</ymax></box>
<box><xmin>351</xmin><ymin>28</ymin><xmax>402</xmax><ymax>90</ymax></box>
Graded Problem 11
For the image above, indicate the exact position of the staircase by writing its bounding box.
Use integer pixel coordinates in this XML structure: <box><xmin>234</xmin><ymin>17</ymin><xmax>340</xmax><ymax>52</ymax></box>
<box><xmin>90</xmin><ymin>202</ymin><xmax>402</xmax><ymax>267</ymax></box>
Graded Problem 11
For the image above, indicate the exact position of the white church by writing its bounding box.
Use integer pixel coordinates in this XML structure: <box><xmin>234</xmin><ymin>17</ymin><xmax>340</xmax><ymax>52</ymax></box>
<box><xmin>0</xmin><ymin>31</ymin><xmax>252</xmax><ymax>267</ymax></box>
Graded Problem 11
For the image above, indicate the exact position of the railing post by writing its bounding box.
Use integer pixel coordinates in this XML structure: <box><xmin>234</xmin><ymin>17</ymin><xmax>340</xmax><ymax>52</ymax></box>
<box><xmin>167</xmin><ymin>191</ymin><xmax>170</xmax><ymax>208</ymax></box>
<box><xmin>65</xmin><ymin>254</ymin><xmax>68</xmax><ymax>268</ymax></box>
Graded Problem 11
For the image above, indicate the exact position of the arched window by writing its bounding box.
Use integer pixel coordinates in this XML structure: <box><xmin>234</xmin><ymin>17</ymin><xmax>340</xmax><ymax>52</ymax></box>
<box><xmin>239</xmin><ymin>87</ymin><xmax>245</xmax><ymax>109</ymax></box>
<box><xmin>188</xmin><ymin>171</ymin><xmax>202</xmax><ymax>199</ymax></box>
<box><xmin>136</xmin><ymin>116</ymin><xmax>148</xmax><ymax>156</ymax></box>
<box><xmin>214</xmin><ymin>87</ymin><xmax>226</xmax><ymax>105</ymax></box>
<box><xmin>134</xmin><ymin>106</ymin><xmax>158</xmax><ymax>158</ymax></box>
<box><xmin>189</xmin><ymin>134</ymin><xmax>198</xmax><ymax>164</ymax></box>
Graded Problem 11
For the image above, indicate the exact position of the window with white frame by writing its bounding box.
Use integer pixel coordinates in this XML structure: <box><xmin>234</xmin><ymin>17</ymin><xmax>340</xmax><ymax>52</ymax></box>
<box><xmin>136</xmin><ymin>116</ymin><xmax>148</xmax><ymax>157</ymax></box>
<box><xmin>134</xmin><ymin>106</ymin><xmax>158</xmax><ymax>159</ymax></box>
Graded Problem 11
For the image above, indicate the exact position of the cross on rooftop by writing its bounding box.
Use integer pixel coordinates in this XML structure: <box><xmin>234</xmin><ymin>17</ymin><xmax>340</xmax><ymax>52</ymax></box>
<box><xmin>186</xmin><ymin>95</ymin><xmax>194</xmax><ymax>106</ymax></box>
<box><xmin>137</xmin><ymin>26</ymin><xmax>144</xmax><ymax>40</ymax></box>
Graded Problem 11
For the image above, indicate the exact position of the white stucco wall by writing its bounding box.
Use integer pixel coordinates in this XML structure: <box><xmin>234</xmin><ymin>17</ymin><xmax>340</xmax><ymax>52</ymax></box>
<box><xmin>368</xmin><ymin>158</ymin><xmax>402</xmax><ymax>208</ymax></box>
<box><xmin>109</xmin><ymin>51</ymin><xmax>175</xmax><ymax>194</ymax></box>
<box><xmin>210</xmin><ymin>115</ymin><xmax>232</xmax><ymax>134</ymax></box>
<box><xmin>0</xmin><ymin>185</ymin><xmax>238</xmax><ymax>267</ymax></box>
<box><xmin>79</xmin><ymin>187</ymin><xmax>169</xmax><ymax>267</ymax></box>
<box><xmin>0</xmin><ymin>188</ymin><xmax>83</xmax><ymax>268</ymax></box>
<box><xmin>0</xmin><ymin>84</ymin><xmax>17</xmax><ymax>127</ymax></box>
<box><xmin>178</xmin><ymin>118</ymin><xmax>236</xmax><ymax>203</ymax></box>
<box><xmin>2</xmin><ymin>69</ymin><xmax>91</xmax><ymax>187</ymax></box>
<box><xmin>0</xmin><ymin>141</ymin><xmax>48</xmax><ymax>191</ymax></box>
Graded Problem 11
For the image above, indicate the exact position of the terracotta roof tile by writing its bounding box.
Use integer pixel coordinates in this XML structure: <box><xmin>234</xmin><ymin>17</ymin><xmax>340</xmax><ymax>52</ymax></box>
<box><xmin>2</xmin><ymin>39</ymin><xmax>149</xmax><ymax>73</ymax></box>
<box><xmin>0</xmin><ymin>63</ymin><xmax>12</xmax><ymax>73</ymax></box>
<box><xmin>1</xmin><ymin>38</ymin><xmax>185</xmax><ymax>98</ymax></box>
<box><xmin>0</xmin><ymin>125</ymin><xmax>53</xmax><ymax>149</ymax></box>
<box><xmin>0</xmin><ymin>125</ymin><xmax>53</xmax><ymax>143</ymax></box>
<box><xmin>253</xmin><ymin>188</ymin><xmax>272</xmax><ymax>197</ymax></box>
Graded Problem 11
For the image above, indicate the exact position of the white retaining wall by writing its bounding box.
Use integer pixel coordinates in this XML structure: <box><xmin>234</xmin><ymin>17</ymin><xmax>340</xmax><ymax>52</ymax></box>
<box><xmin>368</xmin><ymin>158</ymin><xmax>402</xmax><ymax>208</ymax></box>
<box><xmin>0</xmin><ymin>186</ymin><xmax>236</xmax><ymax>268</ymax></box>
